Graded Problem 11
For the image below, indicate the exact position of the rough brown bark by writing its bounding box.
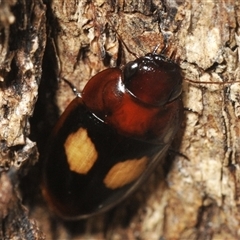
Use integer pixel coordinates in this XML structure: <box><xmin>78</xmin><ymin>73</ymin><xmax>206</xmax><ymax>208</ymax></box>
<box><xmin>1</xmin><ymin>0</ymin><xmax>240</xmax><ymax>239</ymax></box>
<box><xmin>0</xmin><ymin>0</ymin><xmax>45</xmax><ymax>239</ymax></box>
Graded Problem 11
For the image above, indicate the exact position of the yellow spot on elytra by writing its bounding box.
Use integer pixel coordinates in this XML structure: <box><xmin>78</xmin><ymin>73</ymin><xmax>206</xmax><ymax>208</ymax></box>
<box><xmin>104</xmin><ymin>156</ymin><xmax>148</xmax><ymax>189</ymax></box>
<box><xmin>64</xmin><ymin>128</ymin><xmax>98</xmax><ymax>174</ymax></box>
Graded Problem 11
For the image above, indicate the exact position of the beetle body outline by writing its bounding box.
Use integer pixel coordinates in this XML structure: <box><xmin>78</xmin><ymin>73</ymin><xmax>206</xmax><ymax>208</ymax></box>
<box><xmin>42</xmin><ymin>52</ymin><xmax>183</xmax><ymax>220</ymax></box>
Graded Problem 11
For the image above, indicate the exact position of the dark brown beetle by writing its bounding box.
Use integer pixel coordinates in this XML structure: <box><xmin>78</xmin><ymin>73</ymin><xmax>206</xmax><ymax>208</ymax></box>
<box><xmin>42</xmin><ymin>50</ymin><xmax>183</xmax><ymax>220</ymax></box>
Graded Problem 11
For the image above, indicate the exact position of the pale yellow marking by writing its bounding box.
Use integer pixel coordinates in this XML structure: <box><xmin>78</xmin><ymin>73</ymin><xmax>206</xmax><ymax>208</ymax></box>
<box><xmin>64</xmin><ymin>128</ymin><xmax>98</xmax><ymax>174</ymax></box>
<box><xmin>104</xmin><ymin>156</ymin><xmax>148</xmax><ymax>189</ymax></box>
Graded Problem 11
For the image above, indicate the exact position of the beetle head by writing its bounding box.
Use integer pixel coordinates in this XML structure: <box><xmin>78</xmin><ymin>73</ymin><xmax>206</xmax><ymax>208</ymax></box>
<box><xmin>123</xmin><ymin>53</ymin><xmax>182</xmax><ymax>106</ymax></box>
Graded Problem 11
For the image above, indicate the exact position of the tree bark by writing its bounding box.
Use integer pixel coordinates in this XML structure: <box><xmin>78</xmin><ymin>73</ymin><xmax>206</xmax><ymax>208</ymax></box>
<box><xmin>1</xmin><ymin>0</ymin><xmax>240</xmax><ymax>239</ymax></box>
<box><xmin>0</xmin><ymin>0</ymin><xmax>45</xmax><ymax>239</ymax></box>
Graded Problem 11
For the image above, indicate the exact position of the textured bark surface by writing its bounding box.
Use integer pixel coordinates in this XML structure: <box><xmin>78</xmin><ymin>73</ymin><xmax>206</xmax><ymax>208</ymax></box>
<box><xmin>1</xmin><ymin>0</ymin><xmax>240</xmax><ymax>239</ymax></box>
<box><xmin>0</xmin><ymin>0</ymin><xmax>45</xmax><ymax>239</ymax></box>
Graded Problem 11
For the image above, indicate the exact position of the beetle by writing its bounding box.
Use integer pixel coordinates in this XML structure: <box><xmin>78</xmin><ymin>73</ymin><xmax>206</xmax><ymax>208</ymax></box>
<box><xmin>41</xmin><ymin>48</ymin><xmax>183</xmax><ymax>220</ymax></box>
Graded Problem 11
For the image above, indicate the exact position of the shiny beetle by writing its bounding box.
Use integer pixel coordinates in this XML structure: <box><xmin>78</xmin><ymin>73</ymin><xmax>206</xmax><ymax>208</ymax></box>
<box><xmin>42</xmin><ymin>51</ymin><xmax>183</xmax><ymax>220</ymax></box>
